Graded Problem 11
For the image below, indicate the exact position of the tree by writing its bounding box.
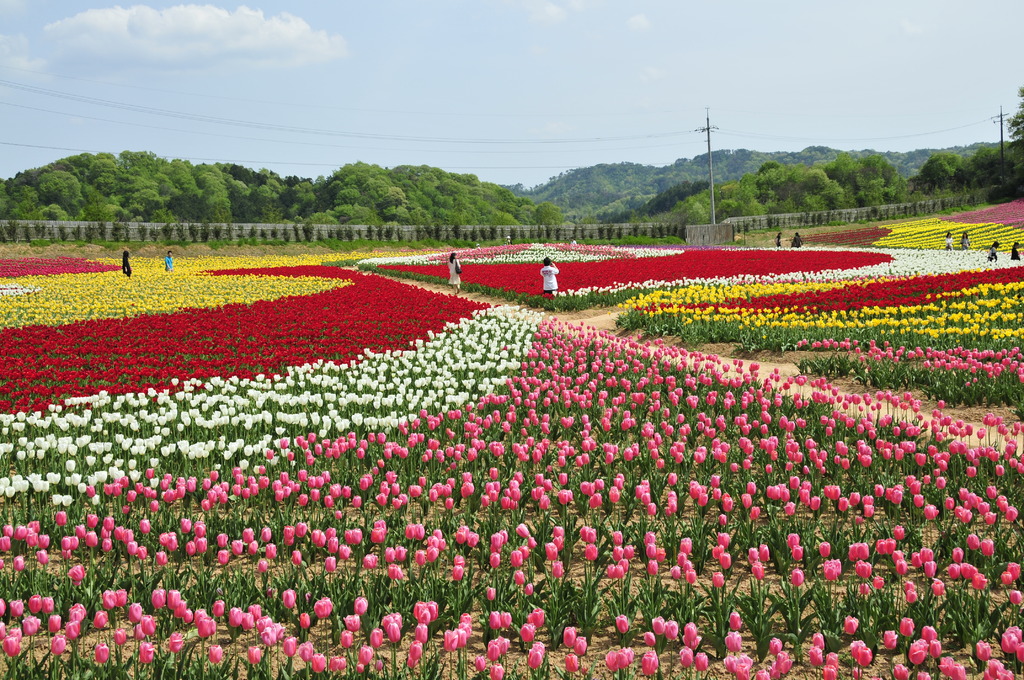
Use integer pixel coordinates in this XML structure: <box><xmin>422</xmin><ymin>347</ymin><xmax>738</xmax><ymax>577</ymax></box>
<box><xmin>535</xmin><ymin>202</ymin><xmax>563</xmax><ymax>225</ymax></box>
<box><xmin>37</xmin><ymin>170</ymin><xmax>84</xmax><ymax>215</ymax></box>
<box><xmin>1009</xmin><ymin>84</ymin><xmax>1024</xmax><ymax>188</ymax></box>
<box><xmin>915</xmin><ymin>153</ymin><xmax>965</xmax><ymax>193</ymax></box>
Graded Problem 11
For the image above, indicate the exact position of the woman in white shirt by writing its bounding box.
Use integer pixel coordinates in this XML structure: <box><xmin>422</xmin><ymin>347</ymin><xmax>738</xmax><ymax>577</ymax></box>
<box><xmin>540</xmin><ymin>257</ymin><xmax>559</xmax><ymax>296</ymax></box>
<box><xmin>447</xmin><ymin>252</ymin><xmax>461</xmax><ymax>294</ymax></box>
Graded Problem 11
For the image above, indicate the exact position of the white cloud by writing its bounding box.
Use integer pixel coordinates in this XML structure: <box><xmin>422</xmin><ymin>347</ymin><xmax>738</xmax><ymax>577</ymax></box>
<box><xmin>531</xmin><ymin>121</ymin><xmax>574</xmax><ymax>136</ymax></box>
<box><xmin>639</xmin><ymin>66</ymin><xmax>666</xmax><ymax>82</ymax></box>
<box><xmin>504</xmin><ymin>0</ymin><xmax>585</xmax><ymax>25</ymax></box>
<box><xmin>626</xmin><ymin>14</ymin><xmax>650</xmax><ymax>31</ymax></box>
<box><xmin>0</xmin><ymin>34</ymin><xmax>45</xmax><ymax>72</ymax></box>
<box><xmin>42</xmin><ymin>5</ymin><xmax>347</xmax><ymax>70</ymax></box>
<box><xmin>899</xmin><ymin>18</ymin><xmax>925</xmax><ymax>35</ymax></box>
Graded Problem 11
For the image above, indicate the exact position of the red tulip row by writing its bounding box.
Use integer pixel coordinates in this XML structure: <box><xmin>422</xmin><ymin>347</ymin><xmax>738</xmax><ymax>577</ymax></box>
<box><xmin>0</xmin><ymin>257</ymin><xmax>120</xmax><ymax>278</ymax></box>
<box><xmin>381</xmin><ymin>250</ymin><xmax>893</xmax><ymax>296</ymax></box>
<box><xmin>804</xmin><ymin>227</ymin><xmax>893</xmax><ymax>248</ymax></box>
<box><xmin>0</xmin><ymin>268</ymin><xmax>487</xmax><ymax>413</ymax></box>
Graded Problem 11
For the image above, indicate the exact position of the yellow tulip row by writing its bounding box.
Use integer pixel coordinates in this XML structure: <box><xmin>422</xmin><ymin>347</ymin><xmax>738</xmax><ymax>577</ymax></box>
<box><xmin>627</xmin><ymin>277</ymin><xmax>1024</xmax><ymax>342</ymax></box>
<box><xmin>0</xmin><ymin>255</ymin><xmax>354</xmax><ymax>329</ymax></box>
<box><xmin>621</xmin><ymin>279</ymin><xmax>852</xmax><ymax>312</ymax></box>
<box><xmin>874</xmin><ymin>218</ymin><xmax>1024</xmax><ymax>251</ymax></box>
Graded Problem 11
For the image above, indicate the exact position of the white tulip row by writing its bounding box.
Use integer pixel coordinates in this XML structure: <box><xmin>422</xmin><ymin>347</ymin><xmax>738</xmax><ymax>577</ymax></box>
<box><xmin>0</xmin><ymin>283</ymin><xmax>37</xmax><ymax>297</ymax></box>
<box><xmin>560</xmin><ymin>248</ymin><xmax>1020</xmax><ymax>297</ymax></box>
<box><xmin>0</xmin><ymin>306</ymin><xmax>543</xmax><ymax>505</ymax></box>
<box><xmin>366</xmin><ymin>243</ymin><xmax>686</xmax><ymax>267</ymax></box>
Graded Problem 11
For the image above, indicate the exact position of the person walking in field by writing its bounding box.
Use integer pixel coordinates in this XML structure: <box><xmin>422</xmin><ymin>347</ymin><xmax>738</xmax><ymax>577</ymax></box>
<box><xmin>1012</xmin><ymin>242</ymin><xmax>1021</xmax><ymax>261</ymax></box>
<box><xmin>541</xmin><ymin>257</ymin><xmax>559</xmax><ymax>297</ymax></box>
<box><xmin>775</xmin><ymin>232</ymin><xmax>782</xmax><ymax>249</ymax></box>
<box><xmin>791</xmin><ymin>232</ymin><xmax>803</xmax><ymax>248</ymax></box>
<box><xmin>447</xmin><ymin>252</ymin><xmax>462</xmax><ymax>294</ymax></box>
<box><xmin>121</xmin><ymin>249</ymin><xmax>132</xmax><ymax>278</ymax></box>
<box><xmin>961</xmin><ymin>232</ymin><xmax>970</xmax><ymax>251</ymax></box>
<box><xmin>164</xmin><ymin>250</ymin><xmax>174</xmax><ymax>272</ymax></box>
<box><xmin>945</xmin><ymin>231</ymin><xmax>953</xmax><ymax>250</ymax></box>
<box><xmin>988</xmin><ymin>241</ymin><xmax>999</xmax><ymax>263</ymax></box>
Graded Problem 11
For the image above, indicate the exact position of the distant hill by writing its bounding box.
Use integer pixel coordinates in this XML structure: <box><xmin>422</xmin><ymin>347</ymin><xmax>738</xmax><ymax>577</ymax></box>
<box><xmin>510</xmin><ymin>143</ymin><xmax>997</xmax><ymax>220</ymax></box>
<box><xmin>0</xmin><ymin>153</ymin><xmax>561</xmax><ymax>227</ymax></box>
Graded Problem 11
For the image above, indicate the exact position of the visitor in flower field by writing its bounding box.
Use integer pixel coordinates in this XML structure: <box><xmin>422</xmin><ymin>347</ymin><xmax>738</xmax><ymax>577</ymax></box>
<box><xmin>1012</xmin><ymin>242</ymin><xmax>1021</xmax><ymax>261</ymax></box>
<box><xmin>945</xmin><ymin>231</ymin><xmax>953</xmax><ymax>250</ymax></box>
<box><xmin>447</xmin><ymin>252</ymin><xmax>461</xmax><ymax>294</ymax></box>
<box><xmin>164</xmin><ymin>250</ymin><xmax>174</xmax><ymax>272</ymax></box>
<box><xmin>791</xmin><ymin>232</ymin><xmax>802</xmax><ymax>248</ymax></box>
<box><xmin>988</xmin><ymin>241</ymin><xmax>1000</xmax><ymax>263</ymax></box>
<box><xmin>121</xmin><ymin>250</ymin><xmax>131</xmax><ymax>278</ymax></box>
<box><xmin>775</xmin><ymin>232</ymin><xmax>782</xmax><ymax>248</ymax></box>
<box><xmin>540</xmin><ymin>257</ymin><xmax>559</xmax><ymax>296</ymax></box>
<box><xmin>961</xmin><ymin>231</ymin><xmax>970</xmax><ymax>250</ymax></box>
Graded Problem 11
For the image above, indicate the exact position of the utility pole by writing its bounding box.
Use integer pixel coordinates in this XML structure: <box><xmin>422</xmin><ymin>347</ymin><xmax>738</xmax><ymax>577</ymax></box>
<box><xmin>696</xmin><ymin>108</ymin><xmax>718</xmax><ymax>224</ymax></box>
<box><xmin>996</xmin><ymin>106</ymin><xmax>1006</xmax><ymax>185</ymax></box>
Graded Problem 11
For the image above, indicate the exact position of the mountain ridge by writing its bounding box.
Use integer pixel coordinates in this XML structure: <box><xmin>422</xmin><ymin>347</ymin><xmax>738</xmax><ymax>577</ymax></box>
<box><xmin>510</xmin><ymin>143</ymin><xmax>997</xmax><ymax>220</ymax></box>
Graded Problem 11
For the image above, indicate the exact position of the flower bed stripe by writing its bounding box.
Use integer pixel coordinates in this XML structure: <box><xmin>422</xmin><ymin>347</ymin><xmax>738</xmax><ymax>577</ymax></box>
<box><xmin>0</xmin><ymin>269</ymin><xmax>487</xmax><ymax>413</ymax></box>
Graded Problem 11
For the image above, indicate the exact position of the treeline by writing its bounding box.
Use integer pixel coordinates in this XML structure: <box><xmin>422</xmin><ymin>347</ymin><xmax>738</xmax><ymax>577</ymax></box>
<box><xmin>619</xmin><ymin>147</ymin><xmax>1020</xmax><ymax>225</ymax></box>
<box><xmin>0</xmin><ymin>152</ymin><xmax>565</xmax><ymax>227</ymax></box>
<box><xmin>515</xmin><ymin>143</ymin><xmax>1001</xmax><ymax>221</ymax></box>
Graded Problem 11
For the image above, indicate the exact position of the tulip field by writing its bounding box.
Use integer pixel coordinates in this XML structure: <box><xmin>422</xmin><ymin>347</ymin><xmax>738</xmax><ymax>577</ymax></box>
<box><xmin>1</xmin><ymin>221</ymin><xmax>1024</xmax><ymax>680</ymax></box>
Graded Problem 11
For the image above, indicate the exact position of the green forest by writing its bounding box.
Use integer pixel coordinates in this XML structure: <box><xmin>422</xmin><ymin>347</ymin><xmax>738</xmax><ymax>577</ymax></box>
<box><xmin>640</xmin><ymin>148</ymin><xmax>1013</xmax><ymax>225</ymax></box>
<box><xmin>516</xmin><ymin>143</ymin><xmax>1007</xmax><ymax>221</ymax></box>
<box><xmin>0</xmin><ymin>153</ymin><xmax>564</xmax><ymax>227</ymax></box>
<box><xmin>0</xmin><ymin>129</ymin><xmax>1020</xmax><ymax>229</ymax></box>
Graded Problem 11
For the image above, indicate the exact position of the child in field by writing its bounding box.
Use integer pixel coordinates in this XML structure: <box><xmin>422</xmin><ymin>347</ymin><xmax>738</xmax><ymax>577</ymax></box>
<box><xmin>961</xmin><ymin>232</ymin><xmax>970</xmax><ymax>250</ymax></box>
<box><xmin>164</xmin><ymin>250</ymin><xmax>174</xmax><ymax>272</ymax></box>
<box><xmin>1012</xmin><ymin>242</ymin><xmax>1021</xmax><ymax>261</ymax></box>
<box><xmin>988</xmin><ymin>241</ymin><xmax>999</xmax><ymax>263</ymax></box>
<box><xmin>122</xmin><ymin>250</ymin><xmax>131</xmax><ymax>278</ymax></box>
<box><xmin>945</xmin><ymin>232</ymin><xmax>953</xmax><ymax>250</ymax></box>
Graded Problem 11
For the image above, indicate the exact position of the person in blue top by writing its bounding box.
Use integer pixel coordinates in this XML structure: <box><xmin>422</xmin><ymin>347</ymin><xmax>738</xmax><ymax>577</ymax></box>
<box><xmin>164</xmin><ymin>250</ymin><xmax>174</xmax><ymax>272</ymax></box>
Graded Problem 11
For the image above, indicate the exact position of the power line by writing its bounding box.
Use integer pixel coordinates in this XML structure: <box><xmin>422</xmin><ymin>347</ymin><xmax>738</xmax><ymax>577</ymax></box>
<box><xmin>993</xmin><ymin>107</ymin><xmax>1006</xmax><ymax>184</ymax></box>
<box><xmin>0</xmin><ymin>64</ymin><xmax>675</xmax><ymax>119</ymax></box>
<box><xmin>696</xmin><ymin>108</ymin><xmax>718</xmax><ymax>225</ymax></box>
<box><xmin>0</xmin><ymin>77</ymin><xmax>691</xmax><ymax>146</ymax></box>
<box><xmin>717</xmin><ymin>119</ymin><xmax>991</xmax><ymax>144</ymax></box>
<box><xmin>0</xmin><ymin>100</ymin><xmax>706</xmax><ymax>156</ymax></box>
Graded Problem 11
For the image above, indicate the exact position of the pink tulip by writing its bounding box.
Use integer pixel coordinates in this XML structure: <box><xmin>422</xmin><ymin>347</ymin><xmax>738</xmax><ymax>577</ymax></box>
<box><xmin>641</xmin><ymin>651</ymin><xmax>659</xmax><ymax>676</ymax></box>
<box><xmin>527</xmin><ymin>642</ymin><xmax>545</xmax><ymax>669</ymax></box>
<box><xmin>726</xmin><ymin>631</ymin><xmax>742</xmax><ymax>652</ymax></box>
<box><xmin>844</xmin><ymin>616</ymin><xmax>859</xmax><ymax>634</ymax></box>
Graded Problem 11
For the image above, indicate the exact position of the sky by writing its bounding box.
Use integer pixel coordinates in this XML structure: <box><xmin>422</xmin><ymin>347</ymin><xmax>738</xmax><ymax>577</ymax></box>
<box><xmin>0</xmin><ymin>0</ymin><xmax>1021</xmax><ymax>189</ymax></box>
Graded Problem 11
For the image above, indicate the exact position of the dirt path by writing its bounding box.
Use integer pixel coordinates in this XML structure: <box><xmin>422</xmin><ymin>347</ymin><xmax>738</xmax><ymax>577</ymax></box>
<box><xmin>372</xmin><ymin>271</ymin><xmax>1023</xmax><ymax>451</ymax></box>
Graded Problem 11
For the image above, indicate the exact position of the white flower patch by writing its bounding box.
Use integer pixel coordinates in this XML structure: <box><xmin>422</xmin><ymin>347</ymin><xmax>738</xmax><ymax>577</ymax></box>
<box><xmin>562</xmin><ymin>247</ymin><xmax>1016</xmax><ymax>297</ymax></box>
<box><xmin>0</xmin><ymin>306</ymin><xmax>542</xmax><ymax>504</ymax></box>
<box><xmin>369</xmin><ymin>243</ymin><xmax>688</xmax><ymax>267</ymax></box>
<box><xmin>0</xmin><ymin>283</ymin><xmax>39</xmax><ymax>297</ymax></box>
